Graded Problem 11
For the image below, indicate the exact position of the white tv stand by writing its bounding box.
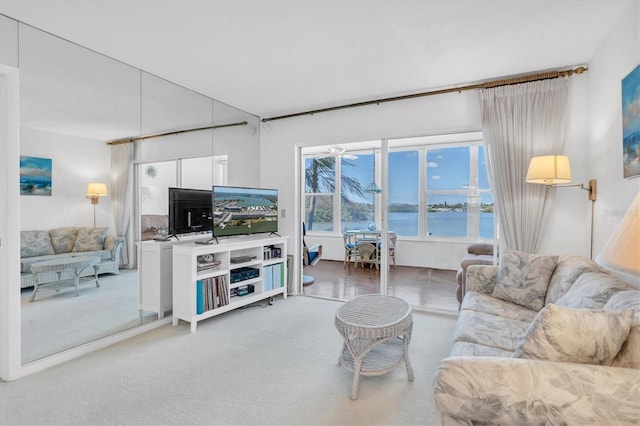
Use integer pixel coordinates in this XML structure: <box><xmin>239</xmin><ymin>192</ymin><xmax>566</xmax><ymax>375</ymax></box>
<box><xmin>172</xmin><ymin>235</ymin><xmax>288</xmax><ymax>332</ymax></box>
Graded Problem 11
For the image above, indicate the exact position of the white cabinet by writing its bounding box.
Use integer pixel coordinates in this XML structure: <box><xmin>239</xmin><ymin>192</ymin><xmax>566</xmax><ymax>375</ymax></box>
<box><xmin>172</xmin><ymin>235</ymin><xmax>288</xmax><ymax>332</ymax></box>
<box><xmin>137</xmin><ymin>234</ymin><xmax>206</xmax><ymax>319</ymax></box>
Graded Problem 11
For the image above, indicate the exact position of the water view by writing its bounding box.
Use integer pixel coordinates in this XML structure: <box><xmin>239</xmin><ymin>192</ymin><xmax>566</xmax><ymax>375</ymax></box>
<box><xmin>311</xmin><ymin>211</ymin><xmax>494</xmax><ymax>239</ymax></box>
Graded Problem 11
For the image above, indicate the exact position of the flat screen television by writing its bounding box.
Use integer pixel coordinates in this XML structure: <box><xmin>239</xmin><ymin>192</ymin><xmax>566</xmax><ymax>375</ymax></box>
<box><xmin>212</xmin><ymin>186</ymin><xmax>278</xmax><ymax>237</ymax></box>
<box><xmin>168</xmin><ymin>187</ymin><xmax>213</xmax><ymax>236</ymax></box>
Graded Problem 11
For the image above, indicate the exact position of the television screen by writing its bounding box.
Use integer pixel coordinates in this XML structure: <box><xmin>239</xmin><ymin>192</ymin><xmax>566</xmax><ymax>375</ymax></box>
<box><xmin>168</xmin><ymin>187</ymin><xmax>213</xmax><ymax>236</ymax></box>
<box><xmin>212</xmin><ymin>186</ymin><xmax>278</xmax><ymax>237</ymax></box>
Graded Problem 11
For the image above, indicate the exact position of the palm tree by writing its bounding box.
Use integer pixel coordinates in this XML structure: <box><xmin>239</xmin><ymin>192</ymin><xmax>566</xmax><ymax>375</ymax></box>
<box><xmin>305</xmin><ymin>156</ymin><xmax>365</xmax><ymax>230</ymax></box>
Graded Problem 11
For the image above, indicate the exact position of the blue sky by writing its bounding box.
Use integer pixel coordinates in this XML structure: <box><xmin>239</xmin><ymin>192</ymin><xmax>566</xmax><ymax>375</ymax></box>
<box><xmin>337</xmin><ymin>147</ymin><xmax>492</xmax><ymax>205</ymax></box>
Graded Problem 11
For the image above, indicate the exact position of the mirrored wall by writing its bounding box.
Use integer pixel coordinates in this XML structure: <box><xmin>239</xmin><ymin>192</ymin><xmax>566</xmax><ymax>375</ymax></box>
<box><xmin>6</xmin><ymin>18</ymin><xmax>260</xmax><ymax>364</ymax></box>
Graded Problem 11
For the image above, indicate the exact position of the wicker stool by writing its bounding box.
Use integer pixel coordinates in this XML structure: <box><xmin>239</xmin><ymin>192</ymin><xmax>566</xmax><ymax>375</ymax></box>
<box><xmin>335</xmin><ymin>294</ymin><xmax>414</xmax><ymax>399</ymax></box>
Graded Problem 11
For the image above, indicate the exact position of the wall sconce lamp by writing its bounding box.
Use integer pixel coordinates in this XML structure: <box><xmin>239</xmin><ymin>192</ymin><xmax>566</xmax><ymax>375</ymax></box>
<box><xmin>86</xmin><ymin>182</ymin><xmax>108</xmax><ymax>228</ymax></box>
<box><xmin>526</xmin><ymin>155</ymin><xmax>597</xmax><ymax>258</ymax></box>
<box><xmin>596</xmin><ymin>193</ymin><xmax>640</xmax><ymax>286</ymax></box>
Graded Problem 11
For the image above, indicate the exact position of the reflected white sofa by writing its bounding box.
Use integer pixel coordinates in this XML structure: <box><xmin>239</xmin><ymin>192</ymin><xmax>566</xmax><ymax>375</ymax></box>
<box><xmin>433</xmin><ymin>253</ymin><xmax>640</xmax><ymax>425</ymax></box>
<box><xmin>20</xmin><ymin>227</ymin><xmax>124</xmax><ymax>288</ymax></box>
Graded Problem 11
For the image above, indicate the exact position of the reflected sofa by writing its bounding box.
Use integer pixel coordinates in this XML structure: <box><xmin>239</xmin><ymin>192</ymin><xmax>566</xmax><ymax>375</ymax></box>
<box><xmin>20</xmin><ymin>227</ymin><xmax>124</xmax><ymax>288</ymax></box>
<box><xmin>434</xmin><ymin>252</ymin><xmax>640</xmax><ymax>425</ymax></box>
<box><xmin>140</xmin><ymin>214</ymin><xmax>168</xmax><ymax>241</ymax></box>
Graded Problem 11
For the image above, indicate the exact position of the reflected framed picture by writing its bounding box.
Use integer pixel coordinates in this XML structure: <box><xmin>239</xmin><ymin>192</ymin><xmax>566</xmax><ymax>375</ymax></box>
<box><xmin>622</xmin><ymin>64</ymin><xmax>640</xmax><ymax>178</ymax></box>
<box><xmin>20</xmin><ymin>156</ymin><xmax>52</xmax><ymax>196</ymax></box>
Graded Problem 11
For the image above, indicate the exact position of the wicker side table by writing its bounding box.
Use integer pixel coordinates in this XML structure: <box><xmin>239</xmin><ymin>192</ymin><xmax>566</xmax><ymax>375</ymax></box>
<box><xmin>30</xmin><ymin>256</ymin><xmax>101</xmax><ymax>302</ymax></box>
<box><xmin>335</xmin><ymin>294</ymin><xmax>414</xmax><ymax>399</ymax></box>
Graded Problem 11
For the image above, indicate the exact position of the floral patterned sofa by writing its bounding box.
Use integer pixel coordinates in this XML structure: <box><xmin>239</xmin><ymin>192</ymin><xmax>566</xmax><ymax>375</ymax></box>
<box><xmin>20</xmin><ymin>227</ymin><xmax>125</xmax><ymax>288</ymax></box>
<box><xmin>433</xmin><ymin>251</ymin><xmax>640</xmax><ymax>425</ymax></box>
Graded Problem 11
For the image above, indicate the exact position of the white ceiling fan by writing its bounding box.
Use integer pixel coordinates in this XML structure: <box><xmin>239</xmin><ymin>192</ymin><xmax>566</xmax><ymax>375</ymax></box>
<box><xmin>320</xmin><ymin>145</ymin><xmax>358</xmax><ymax>160</ymax></box>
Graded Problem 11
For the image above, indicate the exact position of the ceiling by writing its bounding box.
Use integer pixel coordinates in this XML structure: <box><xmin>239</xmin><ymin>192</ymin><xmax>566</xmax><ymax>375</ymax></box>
<box><xmin>0</xmin><ymin>0</ymin><xmax>633</xmax><ymax>119</ymax></box>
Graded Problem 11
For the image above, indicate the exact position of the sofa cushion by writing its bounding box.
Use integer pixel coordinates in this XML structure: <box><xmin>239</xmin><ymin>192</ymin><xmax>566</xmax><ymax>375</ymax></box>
<box><xmin>492</xmin><ymin>250</ymin><xmax>558</xmax><ymax>311</ymax></box>
<box><xmin>49</xmin><ymin>227</ymin><xmax>79</xmax><ymax>254</ymax></box>
<box><xmin>20</xmin><ymin>230</ymin><xmax>55</xmax><ymax>258</ymax></box>
<box><xmin>605</xmin><ymin>291</ymin><xmax>640</xmax><ymax>369</ymax></box>
<box><xmin>555</xmin><ymin>272</ymin><xmax>631</xmax><ymax>309</ymax></box>
<box><xmin>514</xmin><ymin>304</ymin><xmax>633</xmax><ymax>366</ymax></box>
<box><xmin>461</xmin><ymin>291</ymin><xmax>538</xmax><ymax>323</ymax></box>
<box><xmin>450</xmin><ymin>341</ymin><xmax>514</xmax><ymax>358</ymax></box>
<box><xmin>72</xmin><ymin>227</ymin><xmax>108</xmax><ymax>252</ymax></box>
<box><xmin>545</xmin><ymin>255</ymin><xmax>609</xmax><ymax>305</ymax></box>
<box><xmin>453</xmin><ymin>309</ymin><xmax>532</xmax><ymax>352</ymax></box>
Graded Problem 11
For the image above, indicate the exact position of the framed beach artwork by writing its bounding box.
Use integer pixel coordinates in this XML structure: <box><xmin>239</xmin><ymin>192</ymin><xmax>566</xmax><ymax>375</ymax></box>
<box><xmin>622</xmin><ymin>64</ymin><xmax>640</xmax><ymax>178</ymax></box>
<box><xmin>20</xmin><ymin>156</ymin><xmax>52</xmax><ymax>196</ymax></box>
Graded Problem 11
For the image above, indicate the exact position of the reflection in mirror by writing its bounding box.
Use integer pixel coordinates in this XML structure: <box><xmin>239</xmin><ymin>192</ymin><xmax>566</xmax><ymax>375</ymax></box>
<box><xmin>18</xmin><ymin>24</ymin><xmax>143</xmax><ymax>364</ymax></box>
<box><xmin>212</xmin><ymin>100</ymin><xmax>260</xmax><ymax>187</ymax></box>
<box><xmin>138</xmin><ymin>156</ymin><xmax>228</xmax><ymax>242</ymax></box>
<box><xmin>16</xmin><ymin>21</ymin><xmax>260</xmax><ymax>366</ymax></box>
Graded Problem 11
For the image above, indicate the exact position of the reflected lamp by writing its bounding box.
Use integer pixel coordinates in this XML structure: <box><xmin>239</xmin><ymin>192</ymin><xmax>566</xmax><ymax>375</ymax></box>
<box><xmin>86</xmin><ymin>182</ymin><xmax>108</xmax><ymax>227</ymax></box>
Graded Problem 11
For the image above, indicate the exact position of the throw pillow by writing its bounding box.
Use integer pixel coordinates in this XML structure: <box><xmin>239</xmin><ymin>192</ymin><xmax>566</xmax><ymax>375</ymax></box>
<box><xmin>555</xmin><ymin>272</ymin><xmax>631</xmax><ymax>309</ymax></box>
<box><xmin>20</xmin><ymin>230</ymin><xmax>55</xmax><ymax>258</ymax></box>
<box><xmin>492</xmin><ymin>250</ymin><xmax>558</xmax><ymax>311</ymax></box>
<box><xmin>604</xmin><ymin>291</ymin><xmax>640</xmax><ymax>369</ymax></box>
<box><xmin>48</xmin><ymin>227</ymin><xmax>79</xmax><ymax>254</ymax></box>
<box><xmin>544</xmin><ymin>255</ymin><xmax>608</xmax><ymax>305</ymax></box>
<box><xmin>513</xmin><ymin>304</ymin><xmax>633</xmax><ymax>365</ymax></box>
<box><xmin>72</xmin><ymin>227</ymin><xmax>108</xmax><ymax>252</ymax></box>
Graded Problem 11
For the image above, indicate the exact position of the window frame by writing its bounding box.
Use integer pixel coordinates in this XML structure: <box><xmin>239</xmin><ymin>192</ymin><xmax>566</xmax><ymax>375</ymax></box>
<box><xmin>303</xmin><ymin>136</ymin><xmax>493</xmax><ymax>242</ymax></box>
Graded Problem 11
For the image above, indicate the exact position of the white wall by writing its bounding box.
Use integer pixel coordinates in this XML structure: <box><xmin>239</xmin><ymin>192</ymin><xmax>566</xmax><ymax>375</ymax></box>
<box><xmin>260</xmin><ymin>75</ymin><xmax>592</xmax><ymax>269</ymax></box>
<box><xmin>587</xmin><ymin>1</ymin><xmax>640</xmax><ymax>258</ymax></box>
<box><xmin>20</xmin><ymin>127</ymin><xmax>114</xmax><ymax>231</ymax></box>
<box><xmin>140</xmin><ymin>160</ymin><xmax>176</xmax><ymax>215</ymax></box>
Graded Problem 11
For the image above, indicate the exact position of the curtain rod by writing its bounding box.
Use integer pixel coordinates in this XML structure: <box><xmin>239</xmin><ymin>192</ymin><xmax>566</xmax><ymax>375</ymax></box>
<box><xmin>106</xmin><ymin>121</ymin><xmax>248</xmax><ymax>146</ymax></box>
<box><xmin>261</xmin><ymin>66</ymin><xmax>587</xmax><ymax>123</ymax></box>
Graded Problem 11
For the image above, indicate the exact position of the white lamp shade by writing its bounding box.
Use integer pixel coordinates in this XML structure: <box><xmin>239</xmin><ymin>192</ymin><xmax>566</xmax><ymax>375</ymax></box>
<box><xmin>526</xmin><ymin>155</ymin><xmax>572</xmax><ymax>185</ymax></box>
<box><xmin>596</xmin><ymin>193</ymin><xmax>640</xmax><ymax>282</ymax></box>
<box><xmin>86</xmin><ymin>182</ymin><xmax>108</xmax><ymax>197</ymax></box>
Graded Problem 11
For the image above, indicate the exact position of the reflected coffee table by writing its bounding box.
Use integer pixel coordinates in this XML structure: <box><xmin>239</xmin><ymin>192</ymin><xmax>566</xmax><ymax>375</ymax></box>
<box><xmin>335</xmin><ymin>294</ymin><xmax>414</xmax><ymax>399</ymax></box>
<box><xmin>30</xmin><ymin>256</ymin><xmax>101</xmax><ymax>302</ymax></box>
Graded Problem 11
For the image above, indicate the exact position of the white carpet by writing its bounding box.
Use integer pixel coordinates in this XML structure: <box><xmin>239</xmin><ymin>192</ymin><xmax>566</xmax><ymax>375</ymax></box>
<box><xmin>4</xmin><ymin>295</ymin><xmax>457</xmax><ymax>425</ymax></box>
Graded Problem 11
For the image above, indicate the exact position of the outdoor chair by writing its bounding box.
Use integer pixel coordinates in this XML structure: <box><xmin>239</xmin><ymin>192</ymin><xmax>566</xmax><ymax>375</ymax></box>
<box><xmin>302</xmin><ymin>223</ymin><xmax>323</xmax><ymax>285</ymax></box>
<box><xmin>343</xmin><ymin>232</ymin><xmax>360</xmax><ymax>268</ymax></box>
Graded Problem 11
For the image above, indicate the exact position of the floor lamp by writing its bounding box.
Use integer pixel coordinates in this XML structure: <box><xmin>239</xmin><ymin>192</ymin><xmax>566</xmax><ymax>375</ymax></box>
<box><xmin>526</xmin><ymin>155</ymin><xmax>597</xmax><ymax>258</ymax></box>
<box><xmin>86</xmin><ymin>182</ymin><xmax>108</xmax><ymax>228</ymax></box>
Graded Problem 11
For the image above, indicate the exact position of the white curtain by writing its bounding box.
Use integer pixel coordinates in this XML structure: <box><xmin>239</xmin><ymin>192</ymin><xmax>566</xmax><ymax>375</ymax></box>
<box><xmin>110</xmin><ymin>143</ymin><xmax>134</xmax><ymax>266</ymax></box>
<box><xmin>480</xmin><ymin>78</ymin><xmax>569</xmax><ymax>253</ymax></box>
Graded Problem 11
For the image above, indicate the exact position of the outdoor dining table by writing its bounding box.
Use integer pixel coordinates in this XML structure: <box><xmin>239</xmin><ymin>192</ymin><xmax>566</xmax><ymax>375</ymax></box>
<box><xmin>343</xmin><ymin>229</ymin><xmax>383</xmax><ymax>268</ymax></box>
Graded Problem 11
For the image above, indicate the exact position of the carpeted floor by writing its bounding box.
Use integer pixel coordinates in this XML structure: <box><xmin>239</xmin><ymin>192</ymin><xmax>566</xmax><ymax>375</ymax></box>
<box><xmin>21</xmin><ymin>270</ymin><xmax>156</xmax><ymax>363</ymax></box>
<box><xmin>3</xmin><ymin>295</ymin><xmax>457</xmax><ymax>425</ymax></box>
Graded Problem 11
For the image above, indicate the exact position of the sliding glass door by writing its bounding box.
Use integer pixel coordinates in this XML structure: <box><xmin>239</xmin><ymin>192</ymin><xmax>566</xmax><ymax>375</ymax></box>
<box><xmin>301</xmin><ymin>132</ymin><xmax>494</xmax><ymax>313</ymax></box>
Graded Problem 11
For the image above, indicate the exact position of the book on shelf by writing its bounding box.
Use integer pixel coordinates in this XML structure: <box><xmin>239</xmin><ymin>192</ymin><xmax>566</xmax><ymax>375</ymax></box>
<box><xmin>263</xmin><ymin>245</ymin><xmax>282</xmax><ymax>260</ymax></box>
<box><xmin>196</xmin><ymin>275</ymin><xmax>229</xmax><ymax>313</ymax></box>
<box><xmin>196</xmin><ymin>280</ymin><xmax>204</xmax><ymax>314</ymax></box>
<box><xmin>262</xmin><ymin>263</ymin><xmax>284</xmax><ymax>292</ymax></box>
